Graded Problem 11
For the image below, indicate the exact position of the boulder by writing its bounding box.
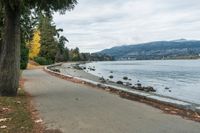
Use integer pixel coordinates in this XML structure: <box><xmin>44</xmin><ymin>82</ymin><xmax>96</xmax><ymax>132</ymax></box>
<box><xmin>123</xmin><ymin>76</ymin><xmax>128</xmax><ymax>80</ymax></box>
<box><xmin>116</xmin><ymin>81</ymin><xmax>123</xmax><ymax>85</ymax></box>
<box><xmin>109</xmin><ymin>75</ymin><xmax>114</xmax><ymax>79</ymax></box>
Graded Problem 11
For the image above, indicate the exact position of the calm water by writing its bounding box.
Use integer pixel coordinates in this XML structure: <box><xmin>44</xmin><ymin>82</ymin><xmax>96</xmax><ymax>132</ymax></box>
<box><xmin>83</xmin><ymin>60</ymin><xmax>200</xmax><ymax>104</ymax></box>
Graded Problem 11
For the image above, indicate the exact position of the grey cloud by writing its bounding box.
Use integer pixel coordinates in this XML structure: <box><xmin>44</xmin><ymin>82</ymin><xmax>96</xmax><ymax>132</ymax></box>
<box><xmin>54</xmin><ymin>0</ymin><xmax>200</xmax><ymax>52</ymax></box>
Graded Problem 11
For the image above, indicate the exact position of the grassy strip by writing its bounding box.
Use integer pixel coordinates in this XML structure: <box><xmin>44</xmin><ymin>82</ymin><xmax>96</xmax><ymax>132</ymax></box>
<box><xmin>0</xmin><ymin>89</ymin><xmax>34</xmax><ymax>133</ymax></box>
<box><xmin>1</xmin><ymin>68</ymin><xmax>62</xmax><ymax>133</ymax></box>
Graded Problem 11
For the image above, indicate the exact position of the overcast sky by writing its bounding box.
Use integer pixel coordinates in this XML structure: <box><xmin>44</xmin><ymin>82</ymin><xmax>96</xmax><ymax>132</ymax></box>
<box><xmin>53</xmin><ymin>0</ymin><xmax>200</xmax><ymax>53</ymax></box>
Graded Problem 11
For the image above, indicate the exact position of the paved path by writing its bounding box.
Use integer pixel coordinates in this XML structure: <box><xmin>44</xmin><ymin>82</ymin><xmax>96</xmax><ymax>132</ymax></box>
<box><xmin>23</xmin><ymin>69</ymin><xmax>200</xmax><ymax>133</ymax></box>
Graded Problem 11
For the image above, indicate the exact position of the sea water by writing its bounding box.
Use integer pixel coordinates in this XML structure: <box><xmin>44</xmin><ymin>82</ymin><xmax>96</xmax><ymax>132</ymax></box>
<box><xmin>83</xmin><ymin>60</ymin><xmax>200</xmax><ymax>104</ymax></box>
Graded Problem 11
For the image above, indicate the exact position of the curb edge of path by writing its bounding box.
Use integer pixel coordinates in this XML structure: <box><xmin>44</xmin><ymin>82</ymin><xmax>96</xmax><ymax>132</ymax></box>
<box><xmin>43</xmin><ymin>63</ymin><xmax>200</xmax><ymax>122</ymax></box>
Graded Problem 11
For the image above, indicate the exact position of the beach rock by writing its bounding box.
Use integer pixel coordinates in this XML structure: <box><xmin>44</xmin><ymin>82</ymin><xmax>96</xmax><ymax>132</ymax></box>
<box><xmin>116</xmin><ymin>81</ymin><xmax>123</xmax><ymax>85</ymax></box>
<box><xmin>123</xmin><ymin>76</ymin><xmax>128</xmax><ymax>80</ymax></box>
<box><xmin>131</xmin><ymin>86</ymin><xmax>137</xmax><ymax>89</ymax></box>
<box><xmin>124</xmin><ymin>82</ymin><xmax>132</xmax><ymax>86</ymax></box>
<box><xmin>99</xmin><ymin>77</ymin><xmax>106</xmax><ymax>83</ymax></box>
<box><xmin>136</xmin><ymin>83</ymin><xmax>142</xmax><ymax>88</ymax></box>
<box><xmin>144</xmin><ymin>86</ymin><xmax>156</xmax><ymax>92</ymax></box>
<box><xmin>109</xmin><ymin>75</ymin><xmax>114</xmax><ymax>79</ymax></box>
<box><xmin>51</xmin><ymin>68</ymin><xmax>60</xmax><ymax>73</ymax></box>
<box><xmin>137</xmin><ymin>87</ymin><xmax>144</xmax><ymax>91</ymax></box>
<box><xmin>131</xmin><ymin>85</ymin><xmax>156</xmax><ymax>92</ymax></box>
<box><xmin>73</xmin><ymin>65</ymin><xmax>83</xmax><ymax>70</ymax></box>
<box><xmin>165</xmin><ymin>87</ymin><xmax>170</xmax><ymax>90</ymax></box>
<box><xmin>89</xmin><ymin>68</ymin><xmax>95</xmax><ymax>71</ymax></box>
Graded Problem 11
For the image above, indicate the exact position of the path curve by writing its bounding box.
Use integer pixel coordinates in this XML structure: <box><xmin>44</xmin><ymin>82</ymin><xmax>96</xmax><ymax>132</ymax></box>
<box><xmin>23</xmin><ymin>69</ymin><xmax>200</xmax><ymax>133</ymax></box>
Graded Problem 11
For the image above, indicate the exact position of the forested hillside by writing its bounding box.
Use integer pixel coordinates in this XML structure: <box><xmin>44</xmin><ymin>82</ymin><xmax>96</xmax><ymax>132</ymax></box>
<box><xmin>99</xmin><ymin>39</ymin><xmax>200</xmax><ymax>60</ymax></box>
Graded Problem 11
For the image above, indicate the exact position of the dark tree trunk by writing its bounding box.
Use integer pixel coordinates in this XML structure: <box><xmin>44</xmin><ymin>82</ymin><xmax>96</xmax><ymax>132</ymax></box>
<box><xmin>0</xmin><ymin>2</ymin><xmax>21</xmax><ymax>96</ymax></box>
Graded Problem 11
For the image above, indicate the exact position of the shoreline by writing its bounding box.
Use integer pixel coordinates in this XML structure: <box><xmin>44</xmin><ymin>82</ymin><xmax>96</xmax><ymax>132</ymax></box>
<box><xmin>61</xmin><ymin>62</ymin><xmax>199</xmax><ymax>105</ymax></box>
<box><xmin>44</xmin><ymin>62</ymin><xmax>200</xmax><ymax>122</ymax></box>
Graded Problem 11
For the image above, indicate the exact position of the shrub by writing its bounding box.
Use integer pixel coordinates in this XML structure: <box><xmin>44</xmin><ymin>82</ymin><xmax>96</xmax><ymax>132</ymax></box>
<box><xmin>20</xmin><ymin>44</ymin><xmax>29</xmax><ymax>69</ymax></box>
<box><xmin>34</xmin><ymin>57</ymin><xmax>53</xmax><ymax>65</ymax></box>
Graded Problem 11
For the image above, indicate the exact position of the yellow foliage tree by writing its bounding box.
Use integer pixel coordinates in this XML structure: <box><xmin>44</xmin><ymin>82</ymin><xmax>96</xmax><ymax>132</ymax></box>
<box><xmin>29</xmin><ymin>29</ymin><xmax>41</xmax><ymax>59</ymax></box>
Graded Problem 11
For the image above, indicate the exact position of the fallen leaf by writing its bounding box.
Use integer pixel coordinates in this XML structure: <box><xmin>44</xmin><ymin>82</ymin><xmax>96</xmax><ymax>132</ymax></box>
<box><xmin>170</xmin><ymin>111</ymin><xmax>177</xmax><ymax>114</ymax></box>
<box><xmin>0</xmin><ymin>118</ymin><xmax>8</xmax><ymax>122</ymax></box>
<box><xmin>2</xmin><ymin>108</ymin><xmax>10</xmax><ymax>111</ymax></box>
<box><xmin>16</xmin><ymin>101</ymin><xmax>21</xmax><ymax>104</ymax></box>
<box><xmin>35</xmin><ymin>119</ymin><xmax>43</xmax><ymax>123</ymax></box>
<box><xmin>0</xmin><ymin>125</ymin><xmax>7</xmax><ymax>129</ymax></box>
<box><xmin>164</xmin><ymin>108</ymin><xmax>170</xmax><ymax>111</ymax></box>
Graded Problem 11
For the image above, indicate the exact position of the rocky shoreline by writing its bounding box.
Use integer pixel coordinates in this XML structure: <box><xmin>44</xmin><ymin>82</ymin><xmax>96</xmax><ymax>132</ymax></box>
<box><xmin>45</xmin><ymin>62</ymin><xmax>200</xmax><ymax>122</ymax></box>
<box><xmin>71</xmin><ymin>63</ymin><xmax>157</xmax><ymax>93</ymax></box>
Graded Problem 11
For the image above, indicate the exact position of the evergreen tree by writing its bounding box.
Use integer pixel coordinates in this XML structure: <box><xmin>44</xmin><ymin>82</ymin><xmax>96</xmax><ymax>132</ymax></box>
<box><xmin>0</xmin><ymin>0</ymin><xmax>77</xmax><ymax>96</ymax></box>
<box><xmin>70</xmin><ymin>47</ymin><xmax>80</xmax><ymax>61</ymax></box>
<box><xmin>55</xmin><ymin>36</ymin><xmax>69</xmax><ymax>62</ymax></box>
<box><xmin>20</xmin><ymin>8</ymin><xmax>38</xmax><ymax>69</ymax></box>
<box><xmin>38</xmin><ymin>15</ymin><xmax>58</xmax><ymax>64</ymax></box>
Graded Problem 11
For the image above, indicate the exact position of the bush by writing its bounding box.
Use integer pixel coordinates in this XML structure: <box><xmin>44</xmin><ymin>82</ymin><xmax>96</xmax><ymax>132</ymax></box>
<box><xmin>20</xmin><ymin>44</ymin><xmax>29</xmax><ymax>69</ymax></box>
<box><xmin>34</xmin><ymin>57</ymin><xmax>53</xmax><ymax>65</ymax></box>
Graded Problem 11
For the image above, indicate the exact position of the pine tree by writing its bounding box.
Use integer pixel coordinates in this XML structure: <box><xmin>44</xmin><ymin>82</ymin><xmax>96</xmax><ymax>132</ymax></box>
<box><xmin>55</xmin><ymin>36</ymin><xmax>69</xmax><ymax>62</ymax></box>
<box><xmin>38</xmin><ymin>15</ymin><xmax>58</xmax><ymax>63</ymax></box>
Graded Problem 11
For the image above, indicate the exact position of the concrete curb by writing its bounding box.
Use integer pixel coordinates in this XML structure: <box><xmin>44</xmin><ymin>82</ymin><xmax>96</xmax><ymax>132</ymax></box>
<box><xmin>44</xmin><ymin>64</ymin><xmax>200</xmax><ymax>113</ymax></box>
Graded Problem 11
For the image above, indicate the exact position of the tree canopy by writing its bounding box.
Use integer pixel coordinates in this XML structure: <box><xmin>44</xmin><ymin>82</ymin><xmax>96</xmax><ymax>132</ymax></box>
<box><xmin>0</xmin><ymin>0</ymin><xmax>77</xmax><ymax>96</ymax></box>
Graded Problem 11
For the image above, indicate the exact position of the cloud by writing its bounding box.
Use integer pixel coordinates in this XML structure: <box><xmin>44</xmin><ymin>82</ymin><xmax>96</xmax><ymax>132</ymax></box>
<box><xmin>53</xmin><ymin>0</ymin><xmax>200</xmax><ymax>52</ymax></box>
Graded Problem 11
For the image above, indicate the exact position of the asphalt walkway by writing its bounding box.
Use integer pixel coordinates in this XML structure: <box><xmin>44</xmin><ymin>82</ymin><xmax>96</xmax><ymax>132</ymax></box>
<box><xmin>23</xmin><ymin>69</ymin><xmax>200</xmax><ymax>133</ymax></box>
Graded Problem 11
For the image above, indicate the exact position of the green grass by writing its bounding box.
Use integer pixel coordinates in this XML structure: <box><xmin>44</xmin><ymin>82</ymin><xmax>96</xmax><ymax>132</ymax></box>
<box><xmin>0</xmin><ymin>89</ymin><xmax>34</xmax><ymax>133</ymax></box>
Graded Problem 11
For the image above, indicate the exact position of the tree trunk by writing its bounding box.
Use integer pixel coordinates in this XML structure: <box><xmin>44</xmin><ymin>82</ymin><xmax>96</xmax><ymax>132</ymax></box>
<box><xmin>0</xmin><ymin>2</ymin><xmax>21</xmax><ymax>96</ymax></box>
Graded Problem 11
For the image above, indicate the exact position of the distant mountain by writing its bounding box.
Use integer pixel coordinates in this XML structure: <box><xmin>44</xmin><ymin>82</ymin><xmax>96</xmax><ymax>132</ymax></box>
<box><xmin>97</xmin><ymin>39</ymin><xmax>200</xmax><ymax>60</ymax></box>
